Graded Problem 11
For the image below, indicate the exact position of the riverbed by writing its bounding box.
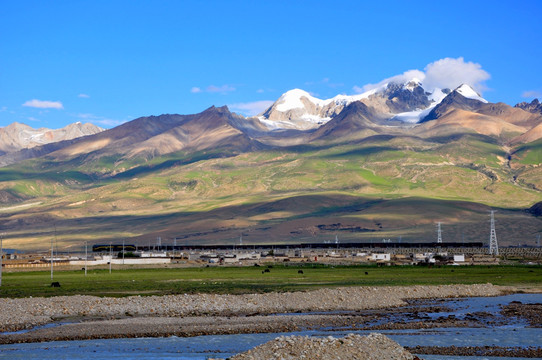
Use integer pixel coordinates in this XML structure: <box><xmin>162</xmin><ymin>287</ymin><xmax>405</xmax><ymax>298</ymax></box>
<box><xmin>1</xmin><ymin>293</ymin><xmax>540</xmax><ymax>359</ymax></box>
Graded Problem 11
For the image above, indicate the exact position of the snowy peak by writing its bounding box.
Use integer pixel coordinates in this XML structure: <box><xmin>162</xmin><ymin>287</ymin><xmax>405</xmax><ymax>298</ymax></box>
<box><xmin>259</xmin><ymin>78</ymin><xmax>453</xmax><ymax>130</ymax></box>
<box><xmin>257</xmin><ymin>77</ymin><xmax>493</xmax><ymax>131</ymax></box>
<box><xmin>404</xmin><ymin>78</ymin><xmax>423</xmax><ymax>91</ymax></box>
<box><xmin>421</xmin><ymin>85</ymin><xmax>491</xmax><ymax>123</ymax></box>
<box><xmin>260</xmin><ymin>89</ymin><xmax>339</xmax><ymax>130</ymax></box>
<box><xmin>454</xmin><ymin>84</ymin><xmax>488</xmax><ymax>103</ymax></box>
<box><xmin>0</xmin><ymin>121</ymin><xmax>104</xmax><ymax>154</ymax></box>
<box><xmin>274</xmin><ymin>89</ymin><xmax>326</xmax><ymax>112</ymax></box>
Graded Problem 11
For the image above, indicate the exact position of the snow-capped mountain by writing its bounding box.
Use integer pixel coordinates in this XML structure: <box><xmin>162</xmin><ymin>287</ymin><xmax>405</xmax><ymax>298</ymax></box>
<box><xmin>0</xmin><ymin>122</ymin><xmax>104</xmax><ymax>155</ymax></box>
<box><xmin>258</xmin><ymin>89</ymin><xmax>340</xmax><ymax>130</ymax></box>
<box><xmin>258</xmin><ymin>81</ymin><xmax>487</xmax><ymax>130</ymax></box>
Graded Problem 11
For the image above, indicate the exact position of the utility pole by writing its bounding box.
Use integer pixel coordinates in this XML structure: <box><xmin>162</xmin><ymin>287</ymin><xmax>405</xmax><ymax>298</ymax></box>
<box><xmin>85</xmin><ymin>241</ymin><xmax>88</xmax><ymax>277</ymax></box>
<box><xmin>0</xmin><ymin>233</ymin><xmax>4</xmax><ymax>287</ymax></box>
<box><xmin>122</xmin><ymin>240</ymin><xmax>125</xmax><ymax>265</ymax></box>
<box><xmin>437</xmin><ymin>222</ymin><xmax>442</xmax><ymax>244</ymax></box>
<box><xmin>489</xmin><ymin>210</ymin><xmax>499</xmax><ymax>256</ymax></box>
<box><xmin>109</xmin><ymin>242</ymin><xmax>112</xmax><ymax>274</ymax></box>
<box><xmin>51</xmin><ymin>236</ymin><xmax>54</xmax><ymax>281</ymax></box>
<box><xmin>54</xmin><ymin>223</ymin><xmax>58</xmax><ymax>259</ymax></box>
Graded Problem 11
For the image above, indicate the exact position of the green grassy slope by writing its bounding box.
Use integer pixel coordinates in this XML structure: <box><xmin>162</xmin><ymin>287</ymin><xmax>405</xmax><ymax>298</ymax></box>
<box><xmin>0</xmin><ymin>134</ymin><xmax>541</xmax><ymax>250</ymax></box>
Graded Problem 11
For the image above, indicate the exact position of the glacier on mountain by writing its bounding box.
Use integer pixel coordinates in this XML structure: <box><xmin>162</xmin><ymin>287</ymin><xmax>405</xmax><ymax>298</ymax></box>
<box><xmin>258</xmin><ymin>81</ymin><xmax>487</xmax><ymax>130</ymax></box>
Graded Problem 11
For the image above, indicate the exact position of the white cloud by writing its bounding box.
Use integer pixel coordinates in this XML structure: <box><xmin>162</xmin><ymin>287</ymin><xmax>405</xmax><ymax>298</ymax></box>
<box><xmin>76</xmin><ymin>113</ymin><xmax>126</xmax><ymax>128</ymax></box>
<box><xmin>522</xmin><ymin>90</ymin><xmax>542</xmax><ymax>99</ymax></box>
<box><xmin>78</xmin><ymin>93</ymin><xmax>90</xmax><ymax>98</ymax></box>
<box><xmin>27</xmin><ymin>116</ymin><xmax>39</xmax><ymax>122</ymax></box>
<box><xmin>229</xmin><ymin>100</ymin><xmax>274</xmax><ymax>116</ymax></box>
<box><xmin>23</xmin><ymin>99</ymin><xmax>64</xmax><ymax>109</ymax></box>
<box><xmin>95</xmin><ymin>118</ymin><xmax>127</xmax><ymax>127</ymax></box>
<box><xmin>353</xmin><ymin>57</ymin><xmax>490</xmax><ymax>95</ymax></box>
<box><xmin>356</xmin><ymin>69</ymin><xmax>426</xmax><ymax>93</ymax></box>
<box><xmin>352</xmin><ymin>85</ymin><xmax>365</xmax><ymax>94</ymax></box>
<box><xmin>206</xmin><ymin>84</ymin><xmax>236</xmax><ymax>93</ymax></box>
<box><xmin>423</xmin><ymin>57</ymin><xmax>490</xmax><ymax>93</ymax></box>
<box><xmin>0</xmin><ymin>106</ymin><xmax>7</xmax><ymax>112</ymax></box>
<box><xmin>306</xmin><ymin>77</ymin><xmax>344</xmax><ymax>89</ymax></box>
<box><xmin>256</xmin><ymin>89</ymin><xmax>265</xmax><ymax>93</ymax></box>
<box><xmin>191</xmin><ymin>85</ymin><xmax>236</xmax><ymax>94</ymax></box>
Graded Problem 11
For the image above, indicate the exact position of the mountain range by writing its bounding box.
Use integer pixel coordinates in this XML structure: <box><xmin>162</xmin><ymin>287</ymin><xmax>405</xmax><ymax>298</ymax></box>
<box><xmin>1</xmin><ymin>77</ymin><xmax>541</xmax><ymax>250</ymax></box>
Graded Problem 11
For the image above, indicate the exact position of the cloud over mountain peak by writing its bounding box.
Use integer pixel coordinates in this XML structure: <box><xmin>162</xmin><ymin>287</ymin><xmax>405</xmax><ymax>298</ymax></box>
<box><xmin>355</xmin><ymin>57</ymin><xmax>490</xmax><ymax>95</ymax></box>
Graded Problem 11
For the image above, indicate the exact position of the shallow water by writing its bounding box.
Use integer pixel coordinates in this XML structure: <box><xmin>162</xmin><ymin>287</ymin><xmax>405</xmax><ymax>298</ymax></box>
<box><xmin>1</xmin><ymin>294</ymin><xmax>540</xmax><ymax>359</ymax></box>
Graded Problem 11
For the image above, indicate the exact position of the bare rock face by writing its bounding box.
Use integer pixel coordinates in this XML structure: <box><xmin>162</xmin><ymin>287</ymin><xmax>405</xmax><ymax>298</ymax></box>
<box><xmin>515</xmin><ymin>99</ymin><xmax>542</xmax><ymax>115</ymax></box>
<box><xmin>227</xmin><ymin>333</ymin><xmax>415</xmax><ymax>360</ymax></box>
<box><xmin>422</xmin><ymin>90</ymin><xmax>485</xmax><ymax>122</ymax></box>
<box><xmin>381</xmin><ymin>82</ymin><xmax>431</xmax><ymax>113</ymax></box>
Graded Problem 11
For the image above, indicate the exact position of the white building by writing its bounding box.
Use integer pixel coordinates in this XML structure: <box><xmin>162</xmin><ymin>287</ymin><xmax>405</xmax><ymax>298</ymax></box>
<box><xmin>371</xmin><ymin>253</ymin><xmax>391</xmax><ymax>261</ymax></box>
<box><xmin>453</xmin><ymin>254</ymin><xmax>466</xmax><ymax>264</ymax></box>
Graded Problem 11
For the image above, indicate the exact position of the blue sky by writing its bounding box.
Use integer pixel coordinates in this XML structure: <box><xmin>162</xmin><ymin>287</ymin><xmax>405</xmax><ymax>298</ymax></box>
<box><xmin>1</xmin><ymin>0</ymin><xmax>541</xmax><ymax>129</ymax></box>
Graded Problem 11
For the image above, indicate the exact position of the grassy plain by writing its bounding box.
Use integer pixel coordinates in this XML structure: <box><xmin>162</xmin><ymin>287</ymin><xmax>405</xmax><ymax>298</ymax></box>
<box><xmin>0</xmin><ymin>264</ymin><xmax>540</xmax><ymax>298</ymax></box>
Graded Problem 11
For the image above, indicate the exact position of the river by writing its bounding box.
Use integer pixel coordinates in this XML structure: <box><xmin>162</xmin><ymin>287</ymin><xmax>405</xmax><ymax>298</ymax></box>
<box><xmin>1</xmin><ymin>294</ymin><xmax>540</xmax><ymax>359</ymax></box>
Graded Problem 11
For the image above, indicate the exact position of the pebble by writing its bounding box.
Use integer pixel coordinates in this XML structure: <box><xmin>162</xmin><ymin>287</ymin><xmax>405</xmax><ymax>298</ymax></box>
<box><xmin>0</xmin><ymin>284</ymin><xmax>508</xmax><ymax>332</ymax></box>
<box><xmin>223</xmin><ymin>333</ymin><xmax>415</xmax><ymax>360</ymax></box>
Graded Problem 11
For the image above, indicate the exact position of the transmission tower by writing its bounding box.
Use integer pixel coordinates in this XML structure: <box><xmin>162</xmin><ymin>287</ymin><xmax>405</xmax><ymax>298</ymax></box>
<box><xmin>437</xmin><ymin>222</ymin><xmax>442</xmax><ymax>244</ymax></box>
<box><xmin>489</xmin><ymin>210</ymin><xmax>499</xmax><ymax>256</ymax></box>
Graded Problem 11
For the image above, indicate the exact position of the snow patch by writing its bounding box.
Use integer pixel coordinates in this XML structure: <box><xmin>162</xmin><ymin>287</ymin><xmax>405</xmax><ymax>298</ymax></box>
<box><xmin>262</xmin><ymin>78</ymin><xmax>483</xmax><ymax>130</ymax></box>
<box><xmin>258</xmin><ymin>116</ymin><xmax>306</xmax><ymax>130</ymax></box>
<box><xmin>392</xmin><ymin>107</ymin><xmax>433</xmax><ymax>123</ymax></box>
<box><xmin>455</xmin><ymin>84</ymin><xmax>488</xmax><ymax>103</ymax></box>
<box><xmin>404</xmin><ymin>78</ymin><xmax>422</xmax><ymax>91</ymax></box>
<box><xmin>391</xmin><ymin>87</ymin><xmax>448</xmax><ymax>123</ymax></box>
<box><xmin>275</xmin><ymin>89</ymin><xmax>328</xmax><ymax>112</ymax></box>
<box><xmin>428</xmin><ymin>88</ymin><xmax>447</xmax><ymax>103</ymax></box>
<box><xmin>301</xmin><ymin>114</ymin><xmax>331</xmax><ymax>124</ymax></box>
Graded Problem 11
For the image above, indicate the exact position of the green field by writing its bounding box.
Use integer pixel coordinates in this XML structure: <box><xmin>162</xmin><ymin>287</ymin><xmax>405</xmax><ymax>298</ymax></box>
<box><xmin>0</xmin><ymin>264</ymin><xmax>540</xmax><ymax>298</ymax></box>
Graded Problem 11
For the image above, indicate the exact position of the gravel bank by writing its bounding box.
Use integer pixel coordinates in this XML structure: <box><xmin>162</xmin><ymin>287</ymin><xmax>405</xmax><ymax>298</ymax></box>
<box><xmin>0</xmin><ymin>283</ymin><xmax>509</xmax><ymax>333</ymax></box>
<box><xmin>223</xmin><ymin>333</ymin><xmax>416</xmax><ymax>360</ymax></box>
<box><xmin>0</xmin><ymin>314</ymin><xmax>366</xmax><ymax>343</ymax></box>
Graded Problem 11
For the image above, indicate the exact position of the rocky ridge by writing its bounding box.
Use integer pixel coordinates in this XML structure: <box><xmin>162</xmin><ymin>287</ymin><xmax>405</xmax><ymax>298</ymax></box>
<box><xmin>0</xmin><ymin>121</ymin><xmax>103</xmax><ymax>155</ymax></box>
<box><xmin>515</xmin><ymin>98</ymin><xmax>542</xmax><ymax>115</ymax></box>
<box><xmin>258</xmin><ymin>80</ymin><xmax>451</xmax><ymax>130</ymax></box>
